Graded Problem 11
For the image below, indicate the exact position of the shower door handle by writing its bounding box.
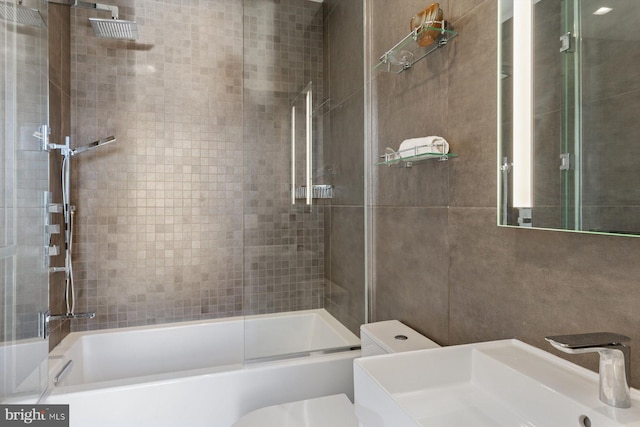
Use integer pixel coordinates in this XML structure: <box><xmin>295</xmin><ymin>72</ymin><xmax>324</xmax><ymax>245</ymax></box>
<box><xmin>305</xmin><ymin>83</ymin><xmax>313</xmax><ymax>208</ymax></box>
<box><xmin>291</xmin><ymin>104</ymin><xmax>296</xmax><ymax>205</ymax></box>
<box><xmin>291</xmin><ymin>82</ymin><xmax>313</xmax><ymax>209</ymax></box>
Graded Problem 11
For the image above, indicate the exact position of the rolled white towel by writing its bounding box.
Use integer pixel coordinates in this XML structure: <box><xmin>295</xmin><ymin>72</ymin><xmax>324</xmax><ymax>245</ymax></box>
<box><xmin>398</xmin><ymin>136</ymin><xmax>449</xmax><ymax>158</ymax></box>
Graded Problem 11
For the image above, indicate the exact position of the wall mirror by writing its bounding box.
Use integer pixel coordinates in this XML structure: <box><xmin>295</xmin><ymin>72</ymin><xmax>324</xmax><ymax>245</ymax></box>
<box><xmin>499</xmin><ymin>0</ymin><xmax>640</xmax><ymax>236</ymax></box>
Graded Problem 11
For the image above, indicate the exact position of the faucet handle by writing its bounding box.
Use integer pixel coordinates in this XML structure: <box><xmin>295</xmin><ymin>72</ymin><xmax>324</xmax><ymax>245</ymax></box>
<box><xmin>545</xmin><ymin>332</ymin><xmax>630</xmax><ymax>350</ymax></box>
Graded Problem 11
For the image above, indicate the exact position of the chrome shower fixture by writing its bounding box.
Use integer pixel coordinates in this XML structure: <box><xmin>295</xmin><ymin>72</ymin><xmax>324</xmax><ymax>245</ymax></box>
<box><xmin>89</xmin><ymin>17</ymin><xmax>137</xmax><ymax>40</ymax></box>
<box><xmin>67</xmin><ymin>0</ymin><xmax>138</xmax><ymax>40</ymax></box>
<box><xmin>47</xmin><ymin>134</ymin><xmax>119</xmax><ymax>317</ymax></box>
<box><xmin>48</xmin><ymin>135</ymin><xmax>117</xmax><ymax>157</ymax></box>
<box><xmin>71</xmin><ymin>135</ymin><xmax>116</xmax><ymax>155</ymax></box>
<box><xmin>0</xmin><ymin>0</ymin><xmax>46</xmax><ymax>27</ymax></box>
<box><xmin>69</xmin><ymin>135</ymin><xmax>117</xmax><ymax>156</ymax></box>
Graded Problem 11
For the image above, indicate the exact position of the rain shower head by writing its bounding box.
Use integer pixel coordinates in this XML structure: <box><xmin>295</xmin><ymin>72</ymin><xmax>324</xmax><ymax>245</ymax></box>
<box><xmin>71</xmin><ymin>0</ymin><xmax>138</xmax><ymax>40</ymax></box>
<box><xmin>0</xmin><ymin>1</ymin><xmax>46</xmax><ymax>28</ymax></box>
<box><xmin>89</xmin><ymin>17</ymin><xmax>137</xmax><ymax>40</ymax></box>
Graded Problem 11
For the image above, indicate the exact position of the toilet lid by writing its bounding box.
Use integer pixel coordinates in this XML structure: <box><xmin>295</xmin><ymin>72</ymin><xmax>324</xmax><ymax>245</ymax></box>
<box><xmin>232</xmin><ymin>394</ymin><xmax>358</xmax><ymax>427</ymax></box>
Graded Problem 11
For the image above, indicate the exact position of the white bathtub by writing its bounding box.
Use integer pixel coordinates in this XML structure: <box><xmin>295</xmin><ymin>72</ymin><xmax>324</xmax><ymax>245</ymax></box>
<box><xmin>43</xmin><ymin>309</ymin><xmax>360</xmax><ymax>427</ymax></box>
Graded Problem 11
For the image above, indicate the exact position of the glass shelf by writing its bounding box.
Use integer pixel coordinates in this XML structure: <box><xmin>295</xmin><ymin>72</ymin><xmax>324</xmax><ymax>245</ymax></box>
<box><xmin>373</xmin><ymin>22</ymin><xmax>458</xmax><ymax>74</ymax></box>
<box><xmin>376</xmin><ymin>151</ymin><xmax>458</xmax><ymax>168</ymax></box>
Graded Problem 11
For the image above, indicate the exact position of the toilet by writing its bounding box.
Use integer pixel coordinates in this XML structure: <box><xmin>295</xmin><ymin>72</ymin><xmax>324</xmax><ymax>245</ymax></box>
<box><xmin>232</xmin><ymin>320</ymin><xmax>440</xmax><ymax>427</ymax></box>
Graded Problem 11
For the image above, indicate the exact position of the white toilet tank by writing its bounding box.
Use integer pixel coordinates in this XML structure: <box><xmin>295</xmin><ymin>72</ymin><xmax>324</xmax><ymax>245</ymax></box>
<box><xmin>360</xmin><ymin>320</ymin><xmax>440</xmax><ymax>357</ymax></box>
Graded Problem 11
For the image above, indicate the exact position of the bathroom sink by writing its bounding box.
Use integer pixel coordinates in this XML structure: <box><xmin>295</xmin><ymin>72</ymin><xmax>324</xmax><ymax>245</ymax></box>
<box><xmin>354</xmin><ymin>339</ymin><xmax>640</xmax><ymax>427</ymax></box>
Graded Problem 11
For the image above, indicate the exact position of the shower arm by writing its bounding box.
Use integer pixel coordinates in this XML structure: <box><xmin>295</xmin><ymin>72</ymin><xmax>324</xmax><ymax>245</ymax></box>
<box><xmin>47</xmin><ymin>0</ymin><xmax>119</xmax><ymax>20</ymax></box>
<box><xmin>73</xmin><ymin>0</ymin><xmax>118</xmax><ymax>19</ymax></box>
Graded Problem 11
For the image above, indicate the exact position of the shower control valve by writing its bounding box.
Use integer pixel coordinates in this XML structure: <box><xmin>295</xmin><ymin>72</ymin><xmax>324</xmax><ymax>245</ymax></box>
<box><xmin>46</xmin><ymin>224</ymin><xmax>61</xmax><ymax>234</ymax></box>
<box><xmin>35</xmin><ymin>124</ymin><xmax>50</xmax><ymax>151</ymax></box>
<box><xmin>48</xmin><ymin>203</ymin><xmax>63</xmax><ymax>214</ymax></box>
<box><xmin>45</xmin><ymin>245</ymin><xmax>60</xmax><ymax>257</ymax></box>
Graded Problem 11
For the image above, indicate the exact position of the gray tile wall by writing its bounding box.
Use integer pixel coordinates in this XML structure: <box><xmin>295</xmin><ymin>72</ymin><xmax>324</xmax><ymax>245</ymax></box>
<box><xmin>368</xmin><ymin>0</ymin><xmax>640</xmax><ymax>388</ymax></box>
<box><xmin>70</xmin><ymin>0</ymin><xmax>325</xmax><ymax>330</ymax></box>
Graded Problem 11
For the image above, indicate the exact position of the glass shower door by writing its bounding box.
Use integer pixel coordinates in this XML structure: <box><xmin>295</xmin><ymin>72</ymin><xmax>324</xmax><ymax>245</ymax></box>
<box><xmin>241</xmin><ymin>0</ymin><xmax>362</xmax><ymax>363</ymax></box>
<box><xmin>241</xmin><ymin>0</ymin><xmax>329</xmax><ymax>361</ymax></box>
<box><xmin>0</xmin><ymin>0</ymin><xmax>50</xmax><ymax>403</ymax></box>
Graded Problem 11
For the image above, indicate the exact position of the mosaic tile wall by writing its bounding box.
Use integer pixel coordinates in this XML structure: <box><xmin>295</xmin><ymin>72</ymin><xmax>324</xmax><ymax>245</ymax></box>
<box><xmin>70</xmin><ymin>0</ymin><xmax>325</xmax><ymax>330</ymax></box>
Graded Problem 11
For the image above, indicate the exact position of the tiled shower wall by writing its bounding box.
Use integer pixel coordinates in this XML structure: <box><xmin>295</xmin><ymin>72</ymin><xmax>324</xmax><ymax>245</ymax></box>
<box><xmin>70</xmin><ymin>0</ymin><xmax>324</xmax><ymax>331</ymax></box>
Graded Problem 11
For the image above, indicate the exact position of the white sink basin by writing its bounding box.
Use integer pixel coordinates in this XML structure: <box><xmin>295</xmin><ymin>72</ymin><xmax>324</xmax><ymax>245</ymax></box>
<box><xmin>354</xmin><ymin>339</ymin><xmax>640</xmax><ymax>427</ymax></box>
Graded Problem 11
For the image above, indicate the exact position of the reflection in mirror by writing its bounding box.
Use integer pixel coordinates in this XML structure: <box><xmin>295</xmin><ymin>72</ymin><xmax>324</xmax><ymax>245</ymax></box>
<box><xmin>499</xmin><ymin>0</ymin><xmax>640</xmax><ymax>236</ymax></box>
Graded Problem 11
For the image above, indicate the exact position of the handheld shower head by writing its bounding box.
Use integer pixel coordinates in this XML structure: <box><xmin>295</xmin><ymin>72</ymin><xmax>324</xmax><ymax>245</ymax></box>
<box><xmin>71</xmin><ymin>135</ymin><xmax>116</xmax><ymax>155</ymax></box>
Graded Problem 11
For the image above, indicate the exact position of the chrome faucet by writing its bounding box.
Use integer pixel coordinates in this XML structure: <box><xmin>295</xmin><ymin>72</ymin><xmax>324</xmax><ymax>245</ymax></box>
<box><xmin>545</xmin><ymin>332</ymin><xmax>631</xmax><ymax>408</ymax></box>
<box><xmin>48</xmin><ymin>312</ymin><xmax>96</xmax><ymax>321</ymax></box>
<box><xmin>40</xmin><ymin>310</ymin><xmax>96</xmax><ymax>339</ymax></box>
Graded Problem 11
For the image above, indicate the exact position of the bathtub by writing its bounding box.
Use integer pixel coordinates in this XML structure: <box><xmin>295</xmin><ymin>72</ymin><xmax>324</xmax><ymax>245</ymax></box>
<box><xmin>43</xmin><ymin>309</ymin><xmax>360</xmax><ymax>427</ymax></box>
